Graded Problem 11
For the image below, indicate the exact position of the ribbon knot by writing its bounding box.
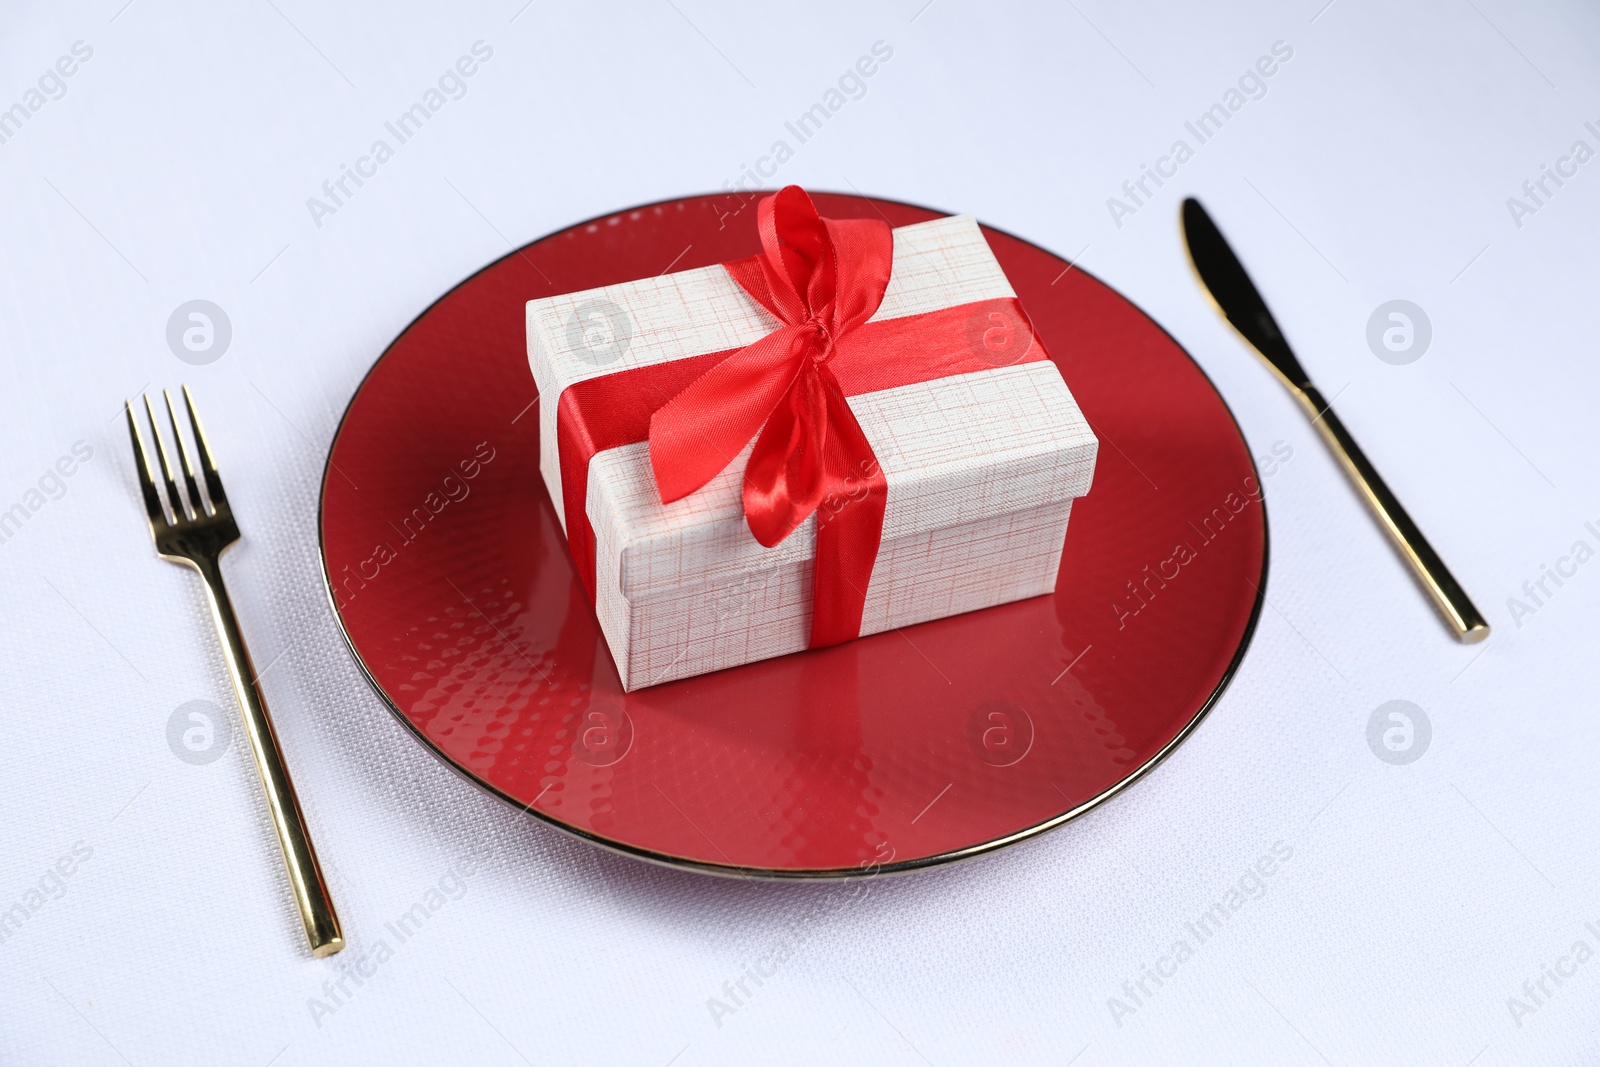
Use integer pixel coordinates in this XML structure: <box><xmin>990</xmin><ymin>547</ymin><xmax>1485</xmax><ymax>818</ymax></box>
<box><xmin>804</xmin><ymin>317</ymin><xmax>834</xmax><ymax>363</ymax></box>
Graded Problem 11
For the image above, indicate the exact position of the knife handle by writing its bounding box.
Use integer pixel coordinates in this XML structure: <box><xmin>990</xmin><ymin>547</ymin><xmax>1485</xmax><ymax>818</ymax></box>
<box><xmin>1296</xmin><ymin>385</ymin><xmax>1490</xmax><ymax>643</ymax></box>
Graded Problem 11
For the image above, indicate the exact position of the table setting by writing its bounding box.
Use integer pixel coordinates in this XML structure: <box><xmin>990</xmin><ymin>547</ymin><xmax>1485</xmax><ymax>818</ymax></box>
<box><xmin>3</xmin><ymin>2</ymin><xmax>1597</xmax><ymax>1064</ymax></box>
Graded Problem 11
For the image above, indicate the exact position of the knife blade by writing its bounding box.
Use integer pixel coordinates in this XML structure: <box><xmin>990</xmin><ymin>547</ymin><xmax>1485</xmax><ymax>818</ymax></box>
<box><xmin>1180</xmin><ymin>198</ymin><xmax>1311</xmax><ymax>391</ymax></box>
<box><xmin>1180</xmin><ymin>196</ymin><xmax>1489</xmax><ymax>643</ymax></box>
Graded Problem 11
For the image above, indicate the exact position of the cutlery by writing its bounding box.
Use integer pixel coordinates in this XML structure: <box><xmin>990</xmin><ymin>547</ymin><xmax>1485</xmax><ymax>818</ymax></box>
<box><xmin>1181</xmin><ymin>197</ymin><xmax>1489</xmax><ymax>643</ymax></box>
<box><xmin>126</xmin><ymin>387</ymin><xmax>344</xmax><ymax>955</ymax></box>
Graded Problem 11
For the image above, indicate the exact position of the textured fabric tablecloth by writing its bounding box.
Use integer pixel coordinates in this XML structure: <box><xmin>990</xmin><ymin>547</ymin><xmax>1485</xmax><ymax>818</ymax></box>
<box><xmin>1</xmin><ymin>2</ymin><xmax>1597</xmax><ymax>1064</ymax></box>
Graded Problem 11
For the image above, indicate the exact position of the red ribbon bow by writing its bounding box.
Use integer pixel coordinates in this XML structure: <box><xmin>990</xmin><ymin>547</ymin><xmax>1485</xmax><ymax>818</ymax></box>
<box><xmin>647</xmin><ymin>186</ymin><xmax>894</xmax><ymax>645</ymax></box>
<box><xmin>552</xmin><ymin>187</ymin><xmax>1046</xmax><ymax>652</ymax></box>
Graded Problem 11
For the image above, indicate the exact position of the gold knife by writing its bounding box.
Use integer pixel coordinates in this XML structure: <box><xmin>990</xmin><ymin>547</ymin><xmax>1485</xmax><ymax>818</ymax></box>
<box><xmin>1180</xmin><ymin>197</ymin><xmax>1489</xmax><ymax>643</ymax></box>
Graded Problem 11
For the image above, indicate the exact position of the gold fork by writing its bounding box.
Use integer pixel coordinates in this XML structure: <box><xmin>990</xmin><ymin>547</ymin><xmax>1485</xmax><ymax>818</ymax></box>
<box><xmin>126</xmin><ymin>386</ymin><xmax>343</xmax><ymax>957</ymax></box>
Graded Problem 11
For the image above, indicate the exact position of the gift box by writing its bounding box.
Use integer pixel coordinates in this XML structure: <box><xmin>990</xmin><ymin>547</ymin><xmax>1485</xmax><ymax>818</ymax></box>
<box><xmin>528</xmin><ymin>188</ymin><xmax>1098</xmax><ymax>690</ymax></box>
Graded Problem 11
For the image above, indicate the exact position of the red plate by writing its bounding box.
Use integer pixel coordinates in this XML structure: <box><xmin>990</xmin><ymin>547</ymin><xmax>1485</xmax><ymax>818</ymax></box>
<box><xmin>319</xmin><ymin>193</ymin><xmax>1266</xmax><ymax>877</ymax></box>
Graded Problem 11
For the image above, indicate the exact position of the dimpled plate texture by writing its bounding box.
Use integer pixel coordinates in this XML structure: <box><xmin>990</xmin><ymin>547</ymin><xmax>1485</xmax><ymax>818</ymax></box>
<box><xmin>319</xmin><ymin>193</ymin><xmax>1266</xmax><ymax>877</ymax></box>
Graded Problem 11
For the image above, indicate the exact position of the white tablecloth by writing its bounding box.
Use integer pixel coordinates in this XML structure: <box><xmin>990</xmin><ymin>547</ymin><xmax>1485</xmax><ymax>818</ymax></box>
<box><xmin>2</xmin><ymin>2</ymin><xmax>1596</xmax><ymax>1063</ymax></box>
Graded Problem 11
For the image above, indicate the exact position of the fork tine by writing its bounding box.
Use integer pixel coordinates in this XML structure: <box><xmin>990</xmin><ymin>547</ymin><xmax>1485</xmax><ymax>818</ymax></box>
<box><xmin>126</xmin><ymin>400</ymin><xmax>168</xmax><ymax>527</ymax></box>
<box><xmin>143</xmin><ymin>393</ymin><xmax>189</xmax><ymax>521</ymax></box>
<box><xmin>163</xmin><ymin>389</ymin><xmax>207</xmax><ymax>517</ymax></box>
<box><xmin>181</xmin><ymin>385</ymin><xmax>228</xmax><ymax>511</ymax></box>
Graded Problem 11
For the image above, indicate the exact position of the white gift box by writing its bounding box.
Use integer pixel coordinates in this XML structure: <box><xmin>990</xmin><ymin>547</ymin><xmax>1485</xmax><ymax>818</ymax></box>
<box><xmin>527</xmin><ymin>214</ymin><xmax>1098</xmax><ymax>691</ymax></box>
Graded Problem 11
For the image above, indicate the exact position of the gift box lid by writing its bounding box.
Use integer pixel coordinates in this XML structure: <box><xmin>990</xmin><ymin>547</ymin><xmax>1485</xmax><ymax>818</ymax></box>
<box><xmin>527</xmin><ymin>214</ymin><xmax>1098</xmax><ymax>601</ymax></box>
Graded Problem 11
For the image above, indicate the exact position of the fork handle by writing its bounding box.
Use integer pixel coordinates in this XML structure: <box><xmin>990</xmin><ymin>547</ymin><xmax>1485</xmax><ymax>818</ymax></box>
<box><xmin>195</xmin><ymin>555</ymin><xmax>344</xmax><ymax>956</ymax></box>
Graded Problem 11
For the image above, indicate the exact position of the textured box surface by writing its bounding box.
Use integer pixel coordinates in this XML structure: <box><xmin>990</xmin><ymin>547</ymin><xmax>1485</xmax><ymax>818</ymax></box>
<box><xmin>528</xmin><ymin>215</ymin><xmax>1098</xmax><ymax>689</ymax></box>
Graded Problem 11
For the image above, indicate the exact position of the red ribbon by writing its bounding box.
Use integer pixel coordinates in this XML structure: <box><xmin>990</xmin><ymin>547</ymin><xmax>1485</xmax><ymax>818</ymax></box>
<box><xmin>554</xmin><ymin>187</ymin><xmax>1049</xmax><ymax>650</ymax></box>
